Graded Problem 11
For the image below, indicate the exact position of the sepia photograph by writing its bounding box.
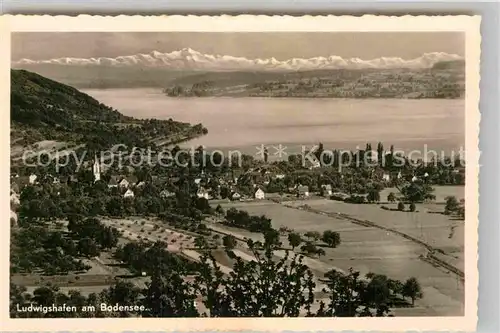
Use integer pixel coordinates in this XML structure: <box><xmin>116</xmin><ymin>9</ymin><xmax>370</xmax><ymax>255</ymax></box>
<box><xmin>2</xmin><ymin>15</ymin><xmax>480</xmax><ymax>332</ymax></box>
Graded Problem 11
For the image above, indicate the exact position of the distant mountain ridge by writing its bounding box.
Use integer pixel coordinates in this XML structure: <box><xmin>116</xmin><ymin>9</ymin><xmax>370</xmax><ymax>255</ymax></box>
<box><xmin>13</xmin><ymin>48</ymin><xmax>464</xmax><ymax>72</ymax></box>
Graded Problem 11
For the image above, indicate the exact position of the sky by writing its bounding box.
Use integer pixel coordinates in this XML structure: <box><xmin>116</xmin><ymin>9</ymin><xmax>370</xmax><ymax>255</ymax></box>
<box><xmin>11</xmin><ymin>32</ymin><xmax>464</xmax><ymax>61</ymax></box>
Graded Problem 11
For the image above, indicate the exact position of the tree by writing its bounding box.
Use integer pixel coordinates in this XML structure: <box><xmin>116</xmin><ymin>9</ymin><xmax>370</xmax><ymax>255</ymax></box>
<box><xmin>278</xmin><ymin>225</ymin><xmax>291</xmax><ymax>235</ymax></box>
<box><xmin>194</xmin><ymin>237</ymin><xmax>316</xmax><ymax>316</ymax></box>
<box><xmin>318</xmin><ymin>268</ymin><xmax>392</xmax><ymax>317</ymax></box>
<box><xmin>77</xmin><ymin>237</ymin><xmax>100</xmax><ymax>257</ymax></box>
<box><xmin>195</xmin><ymin>197</ymin><xmax>211</xmax><ymax>214</ymax></box>
<box><xmin>400</xmin><ymin>182</ymin><xmax>436</xmax><ymax>203</ymax></box>
<box><xmin>367</xmin><ymin>189</ymin><xmax>380</xmax><ymax>203</ymax></box>
<box><xmin>215</xmin><ymin>204</ymin><xmax>225</xmax><ymax>217</ymax></box>
<box><xmin>322</xmin><ymin>230</ymin><xmax>341</xmax><ymax>248</ymax></box>
<box><xmin>363</xmin><ymin>274</ymin><xmax>391</xmax><ymax>307</ymax></box>
<box><xmin>304</xmin><ymin>231</ymin><xmax>321</xmax><ymax>242</ymax></box>
<box><xmin>388</xmin><ymin>279</ymin><xmax>404</xmax><ymax>296</ymax></box>
<box><xmin>143</xmin><ymin>271</ymin><xmax>199</xmax><ymax>317</ymax></box>
<box><xmin>444</xmin><ymin>196</ymin><xmax>460</xmax><ymax>215</ymax></box>
<box><xmin>387</xmin><ymin>192</ymin><xmax>396</xmax><ymax>203</ymax></box>
<box><xmin>377</xmin><ymin>142</ymin><xmax>384</xmax><ymax>165</ymax></box>
<box><xmin>10</xmin><ymin>283</ymin><xmax>31</xmax><ymax>318</ymax></box>
<box><xmin>300</xmin><ymin>241</ymin><xmax>318</xmax><ymax>256</ymax></box>
<box><xmin>194</xmin><ymin>236</ymin><xmax>209</xmax><ymax>250</ymax></box>
<box><xmin>263</xmin><ymin>229</ymin><xmax>282</xmax><ymax>249</ymax></box>
<box><xmin>402</xmin><ymin>277</ymin><xmax>423</xmax><ymax>305</ymax></box>
<box><xmin>316</xmin><ymin>248</ymin><xmax>326</xmax><ymax>258</ymax></box>
<box><xmin>287</xmin><ymin>232</ymin><xmax>302</xmax><ymax>250</ymax></box>
<box><xmin>222</xmin><ymin>235</ymin><xmax>237</xmax><ymax>250</ymax></box>
<box><xmin>99</xmin><ymin>281</ymin><xmax>141</xmax><ymax>317</ymax></box>
<box><xmin>409</xmin><ymin>202</ymin><xmax>416</xmax><ymax>212</ymax></box>
<box><xmin>32</xmin><ymin>285</ymin><xmax>57</xmax><ymax>307</ymax></box>
<box><xmin>397</xmin><ymin>201</ymin><xmax>405</xmax><ymax>211</ymax></box>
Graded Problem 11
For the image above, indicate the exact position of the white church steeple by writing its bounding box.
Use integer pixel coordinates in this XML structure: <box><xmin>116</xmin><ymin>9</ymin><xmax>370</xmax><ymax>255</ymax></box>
<box><xmin>93</xmin><ymin>154</ymin><xmax>101</xmax><ymax>182</ymax></box>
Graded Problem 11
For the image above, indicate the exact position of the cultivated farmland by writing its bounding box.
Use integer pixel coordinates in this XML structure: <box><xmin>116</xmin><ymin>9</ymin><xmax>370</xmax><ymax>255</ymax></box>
<box><xmin>216</xmin><ymin>200</ymin><xmax>464</xmax><ymax>316</ymax></box>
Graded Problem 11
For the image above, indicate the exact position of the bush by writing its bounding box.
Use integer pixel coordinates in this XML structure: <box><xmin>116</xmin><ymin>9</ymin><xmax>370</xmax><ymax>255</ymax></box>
<box><xmin>397</xmin><ymin>202</ymin><xmax>405</xmax><ymax>211</ymax></box>
<box><xmin>409</xmin><ymin>202</ymin><xmax>416</xmax><ymax>212</ymax></box>
<box><xmin>345</xmin><ymin>195</ymin><xmax>366</xmax><ymax>204</ymax></box>
<box><xmin>140</xmin><ymin>228</ymin><xmax>145</xmax><ymax>232</ymax></box>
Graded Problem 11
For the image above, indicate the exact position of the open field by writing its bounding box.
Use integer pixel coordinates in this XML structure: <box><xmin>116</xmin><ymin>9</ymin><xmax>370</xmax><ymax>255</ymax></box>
<box><xmin>214</xmin><ymin>200</ymin><xmax>464</xmax><ymax>316</ymax></box>
<box><xmin>286</xmin><ymin>198</ymin><xmax>464</xmax><ymax>270</ymax></box>
<box><xmin>380</xmin><ymin>186</ymin><xmax>465</xmax><ymax>204</ymax></box>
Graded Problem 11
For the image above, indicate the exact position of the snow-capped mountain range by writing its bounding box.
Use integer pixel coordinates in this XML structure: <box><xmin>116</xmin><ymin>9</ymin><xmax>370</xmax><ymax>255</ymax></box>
<box><xmin>13</xmin><ymin>48</ymin><xmax>464</xmax><ymax>72</ymax></box>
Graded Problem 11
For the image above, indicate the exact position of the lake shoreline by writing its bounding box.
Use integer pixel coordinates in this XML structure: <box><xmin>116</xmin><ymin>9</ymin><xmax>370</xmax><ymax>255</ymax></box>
<box><xmin>84</xmin><ymin>89</ymin><xmax>465</xmax><ymax>154</ymax></box>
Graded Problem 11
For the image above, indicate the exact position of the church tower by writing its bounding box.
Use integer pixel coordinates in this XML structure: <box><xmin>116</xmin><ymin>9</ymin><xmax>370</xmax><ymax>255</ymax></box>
<box><xmin>93</xmin><ymin>154</ymin><xmax>101</xmax><ymax>182</ymax></box>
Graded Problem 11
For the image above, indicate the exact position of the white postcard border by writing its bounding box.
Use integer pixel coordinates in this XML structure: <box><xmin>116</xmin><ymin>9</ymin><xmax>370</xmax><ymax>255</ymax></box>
<box><xmin>0</xmin><ymin>14</ymin><xmax>481</xmax><ymax>332</ymax></box>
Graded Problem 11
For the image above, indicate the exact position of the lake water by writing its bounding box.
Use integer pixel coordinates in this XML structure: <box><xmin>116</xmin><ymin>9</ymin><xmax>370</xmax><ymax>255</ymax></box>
<box><xmin>85</xmin><ymin>88</ymin><xmax>465</xmax><ymax>156</ymax></box>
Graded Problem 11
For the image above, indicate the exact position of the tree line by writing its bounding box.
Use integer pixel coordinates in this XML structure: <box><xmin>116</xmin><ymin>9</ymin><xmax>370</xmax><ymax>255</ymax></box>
<box><xmin>11</xmin><ymin>236</ymin><xmax>423</xmax><ymax>318</ymax></box>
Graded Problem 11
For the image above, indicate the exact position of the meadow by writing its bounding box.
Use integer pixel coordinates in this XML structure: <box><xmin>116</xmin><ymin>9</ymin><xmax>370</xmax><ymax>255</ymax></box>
<box><xmin>216</xmin><ymin>200</ymin><xmax>464</xmax><ymax>316</ymax></box>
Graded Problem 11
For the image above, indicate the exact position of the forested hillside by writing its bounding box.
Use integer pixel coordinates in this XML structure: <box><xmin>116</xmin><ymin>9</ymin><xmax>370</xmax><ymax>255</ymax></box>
<box><xmin>11</xmin><ymin>69</ymin><xmax>206</xmax><ymax>150</ymax></box>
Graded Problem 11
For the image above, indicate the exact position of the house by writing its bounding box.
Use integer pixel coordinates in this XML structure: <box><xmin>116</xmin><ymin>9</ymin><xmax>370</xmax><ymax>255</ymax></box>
<box><xmin>10</xmin><ymin>191</ymin><xmax>20</xmax><ymax>206</ymax></box>
<box><xmin>123</xmin><ymin>189</ymin><xmax>135</xmax><ymax>198</ymax></box>
<box><xmin>194</xmin><ymin>178</ymin><xmax>202</xmax><ymax>186</ymax></box>
<box><xmin>118</xmin><ymin>178</ymin><xmax>130</xmax><ymax>188</ymax></box>
<box><xmin>28</xmin><ymin>174</ymin><xmax>37</xmax><ymax>184</ymax></box>
<box><xmin>231</xmin><ymin>191</ymin><xmax>242</xmax><ymax>201</ymax></box>
<box><xmin>160</xmin><ymin>189</ymin><xmax>176</xmax><ymax>198</ymax></box>
<box><xmin>307</xmin><ymin>159</ymin><xmax>321</xmax><ymax>169</ymax></box>
<box><xmin>136</xmin><ymin>181</ymin><xmax>146</xmax><ymax>188</ymax></box>
<box><xmin>11</xmin><ymin>210</ymin><xmax>18</xmax><ymax>226</ymax></box>
<box><xmin>411</xmin><ymin>176</ymin><xmax>418</xmax><ymax>182</ymax></box>
<box><xmin>197</xmin><ymin>187</ymin><xmax>209</xmax><ymax>200</ymax></box>
<box><xmin>10</xmin><ymin>181</ymin><xmax>20</xmax><ymax>194</ymax></box>
<box><xmin>297</xmin><ymin>185</ymin><xmax>310</xmax><ymax>198</ymax></box>
<box><xmin>382</xmin><ymin>173</ymin><xmax>390</xmax><ymax>182</ymax></box>
<box><xmin>126</xmin><ymin>175</ymin><xmax>139</xmax><ymax>186</ymax></box>
<box><xmin>275</xmin><ymin>174</ymin><xmax>285</xmax><ymax>180</ymax></box>
<box><xmin>369</xmin><ymin>151</ymin><xmax>379</xmax><ymax>163</ymax></box>
<box><xmin>108</xmin><ymin>176</ymin><xmax>120</xmax><ymax>188</ymax></box>
<box><xmin>321</xmin><ymin>184</ymin><xmax>333</xmax><ymax>197</ymax></box>
<box><xmin>12</xmin><ymin>176</ymin><xmax>32</xmax><ymax>190</ymax></box>
<box><xmin>254</xmin><ymin>188</ymin><xmax>265</xmax><ymax>200</ymax></box>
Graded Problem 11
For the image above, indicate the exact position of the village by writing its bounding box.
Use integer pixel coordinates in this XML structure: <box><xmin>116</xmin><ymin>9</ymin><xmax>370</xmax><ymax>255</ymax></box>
<box><xmin>10</xmin><ymin>142</ymin><xmax>466</xmax><ymax>317</ymax></box>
